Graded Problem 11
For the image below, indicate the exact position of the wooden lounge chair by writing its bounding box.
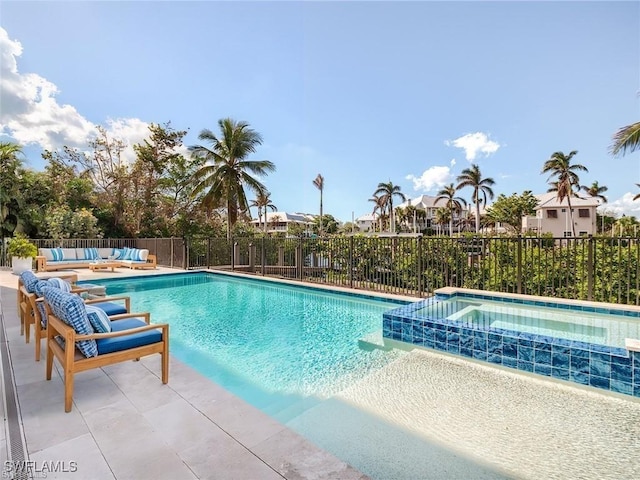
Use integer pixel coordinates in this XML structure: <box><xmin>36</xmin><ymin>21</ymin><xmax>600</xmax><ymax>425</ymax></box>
<box><xmin>42</xmin><ymin>287</ymin><xmax>169</xmax><ymax>412</ymax></box>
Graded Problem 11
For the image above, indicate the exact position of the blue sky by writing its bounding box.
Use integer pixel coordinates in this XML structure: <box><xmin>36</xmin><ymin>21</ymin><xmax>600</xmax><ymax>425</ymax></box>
<box><xmin>1</xmin><ymin>1</ymin><xmax>639</xmax><ymax>223</ymax></box>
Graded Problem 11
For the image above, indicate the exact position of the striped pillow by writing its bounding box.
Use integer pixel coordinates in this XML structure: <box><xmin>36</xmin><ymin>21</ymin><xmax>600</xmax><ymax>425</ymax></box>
<box><xmin>51</xmin><ymin>248</ymin><xmax>64</xmax><ymax>261</ymax></box>
<box><xmin>47</xmin><ymin>277</ymin><xmax>72</xmax><ymax>293</ymax></box>
<box><xmin>84</xmin><ymin>247</ymin><xmax>100</xmax><ymax>260</ymax></box>
<box><xmin>20</xmin><ymin>271</ymin><xmax>39</xmax><ymax>293</ymax></box>
<box><xmin>85</xmin><ymin>305</ymin><xmax>112</xmax><ymax>333</ymax></box>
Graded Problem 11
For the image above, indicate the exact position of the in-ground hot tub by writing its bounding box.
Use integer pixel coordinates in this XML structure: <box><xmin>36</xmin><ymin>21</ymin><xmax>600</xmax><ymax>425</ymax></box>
<box><xmin>383</xmin><ymin>287</ymin><xmax>640</xmax><ymax>397</ymax></box>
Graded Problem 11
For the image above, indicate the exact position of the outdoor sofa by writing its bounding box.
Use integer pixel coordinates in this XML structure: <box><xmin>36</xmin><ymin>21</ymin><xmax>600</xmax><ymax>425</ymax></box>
<box><xmin>36</xmin><ymin>247</ymin><xmax>157</xmax><ymax>272</ymax></box>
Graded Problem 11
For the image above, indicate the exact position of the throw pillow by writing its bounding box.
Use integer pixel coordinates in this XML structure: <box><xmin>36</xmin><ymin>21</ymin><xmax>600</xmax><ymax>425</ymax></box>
<box><xmin>85</xmin><ymin>305</ymin><xmax>112</xmax><ymax>333</ymax></box>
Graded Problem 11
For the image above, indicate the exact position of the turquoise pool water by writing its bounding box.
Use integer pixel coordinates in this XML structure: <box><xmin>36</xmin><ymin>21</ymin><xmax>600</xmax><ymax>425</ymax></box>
<box><xmin>85</xmin><ymin>272</ymin><xmax>405</xmax><ymax>421</ymax></box>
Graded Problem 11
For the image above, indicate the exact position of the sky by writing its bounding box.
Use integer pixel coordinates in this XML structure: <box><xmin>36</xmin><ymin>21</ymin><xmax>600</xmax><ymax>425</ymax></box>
<box><xmin>0</xmin><ymin>1</ymin><xmax>639</xmax><ymax>223</ymax></box>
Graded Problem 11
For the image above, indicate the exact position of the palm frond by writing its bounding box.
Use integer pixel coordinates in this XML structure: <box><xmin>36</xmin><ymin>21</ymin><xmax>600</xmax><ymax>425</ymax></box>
<box><xmin>611</xmin><ymin>122</ymin><xmax>640</xmax><ymax>157</ymax></box>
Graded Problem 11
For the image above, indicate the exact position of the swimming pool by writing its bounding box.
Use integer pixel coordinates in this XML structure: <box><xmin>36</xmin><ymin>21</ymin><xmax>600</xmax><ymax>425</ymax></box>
<box><xmin>384</xmin><ymin>287</ymin><xmax>640</xmax><ymax>397</ymax></box>
<box><xmin>84</xmin><ymin>272</ymin><xmax>407</xmax><ymax>420</ymax></box>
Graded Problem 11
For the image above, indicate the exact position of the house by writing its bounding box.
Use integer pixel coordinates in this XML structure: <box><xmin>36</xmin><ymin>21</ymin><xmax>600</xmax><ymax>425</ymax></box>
<box><xmin>521</xmin><ymin>193</ymin><xmax>599</xmax><ymax>237</ymax></box>
<box><xmin>395</xmin><ymin>195</ymin><xmax>470</xmax><ymax>233</ymax></box>
<box><xmin>251</xmin><ymin>211</ymin><xmax>316</xmax><ymax>236</ymax></box>
<box><xmin>354</xmin><ymin>213</ymin><xmax>379</xmax><ymax>232</ymax></box>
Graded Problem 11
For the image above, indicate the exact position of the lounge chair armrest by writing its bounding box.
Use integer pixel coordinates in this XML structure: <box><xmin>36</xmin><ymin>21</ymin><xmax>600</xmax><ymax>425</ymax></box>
<box><xmin>76</xmin><ymin>322</ymin><xmax>168</xmax><ymax>341</ymax></box>
<box><xmin>108</xmin><ymin>312</ymin><xmax>150</xmax><ymax>324</ymax></box>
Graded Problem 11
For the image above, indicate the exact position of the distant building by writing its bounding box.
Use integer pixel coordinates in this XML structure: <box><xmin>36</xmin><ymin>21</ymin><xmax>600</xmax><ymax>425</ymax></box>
<box><xmin>395</xmin><ymin>195</ymin><xmax>470</xmax><ymax>233</ymax></box>
<box><xmin>521</xmin><ymin>192</ymin><xmax>599</xmax><ymax>236</ymax></box>
<box><xmin>354</xmin><ymin>213</ymin><xmax>379</xmax><ymax>232</ymax></box>
<box><xmin>251</xmin><ymin>211</ymin><xmax>316</xmax><ymax>236</ymax></box>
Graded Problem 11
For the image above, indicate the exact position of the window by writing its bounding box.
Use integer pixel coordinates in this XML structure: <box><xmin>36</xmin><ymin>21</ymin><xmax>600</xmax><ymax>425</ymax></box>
<box><xmin>563</xmin><ymin>231</ymin><xmax>572</xmax><ymax>237</ymax></box>
<box><xmin>578</xmin><ymin>209</ymin><xmax>590</xmax><ymax>218</ymax></box>
<box><xmin>579</xmin><ymin>231</ymin><xmax>588</xmax><ymax>236</ymax></box>
<box><xmin>561</xmin><ymin>208</ymin><xmax>566</xmax><ymax>213</ymax></box>
<box><xmin>547</xmin><ymin>209</ymin><xmax>558</xmax><ymax>219</ymax></box>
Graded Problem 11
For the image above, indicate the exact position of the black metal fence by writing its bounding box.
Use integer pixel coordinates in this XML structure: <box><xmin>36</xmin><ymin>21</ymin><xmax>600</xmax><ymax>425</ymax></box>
<box><xmin>3</xmin><ymin>235</ymin><xmax>640</xmax><ymax>305</ymax></box>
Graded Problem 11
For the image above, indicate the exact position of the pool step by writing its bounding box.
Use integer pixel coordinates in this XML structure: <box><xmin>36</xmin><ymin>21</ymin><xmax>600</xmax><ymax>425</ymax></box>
<box><xmin>358</xmin><ymin>331</ymin><xmax>393</xmax><ymax>352</ymax></box>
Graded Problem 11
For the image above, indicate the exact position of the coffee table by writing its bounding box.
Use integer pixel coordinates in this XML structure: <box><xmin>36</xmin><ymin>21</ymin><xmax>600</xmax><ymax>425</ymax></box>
<box><xmin>89</xmin><ymin>261</ymin><xmax>120</xmax><ymax>272</ymax></box>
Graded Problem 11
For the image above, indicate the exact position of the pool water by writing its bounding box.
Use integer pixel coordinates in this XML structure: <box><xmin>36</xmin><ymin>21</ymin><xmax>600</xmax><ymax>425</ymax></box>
<box><xmin>414</xmin><ymin>297</ymin><xmax>640</xmax><ymax>347</ymax></box>
<box><xmin>86</xmin><ymin>272</ymin><xmax>405</xmax><ymax>421</ymax></box>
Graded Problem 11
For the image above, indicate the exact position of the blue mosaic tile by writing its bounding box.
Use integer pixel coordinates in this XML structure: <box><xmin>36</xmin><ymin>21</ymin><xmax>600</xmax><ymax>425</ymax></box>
<box><xmin>570</xmin><ymin>371</ymin><xmax>589</xmax><ymax>385</ymax></box>
<box><xmin>633</xmin><ymin>352</ymin><xmax>640</xmax><ymax>369</ymax></box>
<box><xmin>401</xmin><ymin>323</ymin><xmax>413</xmax><ymax>341</ymax></box>
<box><xmin>551</xmin><ymin>338</ymin><xmax>572</xmax><ymax>349</ymax></box>
<box><xmin>488</xmin><ymin>334</ymin><xmax>502</xmax><ymax>351</ymax></box>
<box><xmin>390</xmin><ymin>331</ymin><xmax>402</xmax><ymax>341</ymax></box>
<box><xmin>503</xmin><ymin>336</ymin><xmax>518</xmax><ymax>347</ymax></box>
<box><xmin>488</xmin><ymin>354</ymin><xmax>502</xmax><ymax>365</ymax></box>
<box><xmin>412</xmin><ymin>324</ymin><xmax>424</xmax><ymax>341</ymax></box>
<box><xmin>460</xmin><ymin>334</ymin><xmax>474</xmax><ymax>349</ymax></box>
<box><xmin>551</xmin><ymin>344</ymin><xmax>571</xmax><ymax>356</ymax></box>
<box><xmin>535</xmin><ymin>349</ymin><xmax>552</xmax><ymax>366</ymax></box>
<box><xmin>611</xmin><ymin>354</ymin><xmax>631</xmax><ymax>366</ymax></box>
<box><xmin>391</xmin><ymin>321</ymin><xmax>402</xmax><ymax>334</ymax></box>
<box><xmin>446</xmin><ymin>343</ymin><xmax>460</xmax><ymax>354</ymax></box>
<box><xmin>435</xmin><ymin>330</ymin><xmax>447</xmax><ymax>343</ymax></box>
<box><xmin>518</xmin><ymin>346</ymin><xmax>533</xmax><ymax>362</ymax></box>
<box><xmin>434</xmin><ymin>323</ymin><xmax>446</xmax><ymax>331</ymax></box>
<box><xmin>611</xmin><ymin>380</ymin><xmax>633</xmax><ymax>395</ymax></box>
<box><xmin>590</xmin><ymin>353</ymin><xmax>612</xmax><ymax>378</ymax></box>
<box><xmin>460</xmin><ymin>347</ymin><xmax>473</xmax><ymax>358</ymax></box>
<box><xmin>534</xmin><ymin>364</ymin><xmax>552</xmax><ymax>376</ymax></box>
<box><xmin>551</xmin><ymin>367</ymin><xmax>570</xmax><ymax>380</ymax></box>
<box><xmin>570</xmin><ymin>348</ymin><xmax>589</xmax><ymax>359</ymax></box>
<box><xmin>424</xmin><ymin>329</ymin><xmax>435</xmax><ymax>342</ymax></box>
<box><xmin>435</xmin><ymin>340</ymin><xmax>447</xmax><ymax>351</ymax></box>
<box><xmin>423</xmin><ymin>339</ymin><xmax>435</xmax><ymax>349</ymax></box>
<box><xmin>552</xmin><ymin>353</ymin><xmax>570</xmax><ymax>369</ymax></box>
<box><xmin>589</xmin><ymin>375</ymin><xmax>610</xmax><ymax>390</ymax></box>
<box><xmin>517</xmin><ymin>360</ymin><xmax>533</xmax><ymax>372</ymax></box>
<box><xmin>634</xmin><ymin>384</ymin><xmax>640</xmax><ymax>397</ymax></box>
<box><xmin>611</xmin><ymin>362</ymin><xmax>632</xmax><ymax>382</ymax></box>
<box><xmin>503</xmin><ymin>356</ymin><xmax>517</xmax><ymax>368</ymax></box>
<box><xmin>447</xmin><ymin>331</ymin><xmax>460</xmax><ymax>345</ymax></box>
<box><xmin>570</xmin><ymin>355</ymin><xmax>590</xmax><ymax>375</ymax></box>
<box><xmin>518</xmin><ymin>338</ymin><xmax>533</xmax><ymax>348</ymax></box>
<box><xmin>474</xmin><ymin>333</ymin><xmax>487</xmax><ymax>351</ymax></box>
<box><xmin>503</xmin><ymin>343</ymin><xmax>518</xmax><ymax>359</ymax></box>
<box><xmin>473</xmin><ymin>350</ymin><xmax>488</xmax><ymax>361</ymax></box>
<box><xmin>461</xmin><ymin>328</ymin><xmax>475</xmax><ymax>337</ymax></box>
<box><xmin>447</xmin><ymin>325</ymin><xmax>460</xmax><ymax>334</ymax></box>
<box><xmin>533</xmin><ymin>341</ymin><xmax>552</xmax><ymax>352</ymax></box>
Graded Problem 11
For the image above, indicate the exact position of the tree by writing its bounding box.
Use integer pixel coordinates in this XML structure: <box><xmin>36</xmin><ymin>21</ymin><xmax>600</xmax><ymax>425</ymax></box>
<box><xmin>435</xmin><ymin>184</ymin><xmax>466</xmax><ymax>237</ymax></box>
<box><xmin>485</xmin><ymin>191</ymin><xmax>539</xmax><ymax>233</ymax></box>
<box><xmin>313</xmin><ymin>174</ymin><xmax>324</xmax><ymax>236</ymax></box>
<box><xmin>313</xmin><ymin>214</ymin><xmax>339</xmax><ymax>235</ymax></box>
<box><xmin>434</xmin><ymin>207</ymin><xmax>451</xmax><ymax>235</ymax></box>
<box><xmin>250</xmin><ymin>190</ymin><xmax>277</xmax><ymax>234</ymax></box>
<box><xmin>368</xmin><ymin>194</ymin><xmax>385</xmax><ymax>232</ymax></box>
<box><xmin>374</xmin><ymin>181</ymin><xmax>406</xmax><ymax>233</ymax></box>
<box><xmin>189</xmin><ymin>118</ymin><xmax>275</xmax><ymax>239</ymax></box>
<box><xmin>0</xmin><ymin>142</ymin><xmax>25</xmax><ymax>236</ymax></box>
<box><xmin>456</xmin><ymin>164</ymin><xmax>495</xmax><ymax>233</ymax></box>
<box><xmin>541</xmin><ymin>150</ymin><xmax>588</xmax><ymax>237</ymax></box>
<box><xmin>611</xmin><ymin>121</ymin><xmax>640</xmax><ymax>157</ymax></box>
<box><xmin>634</xmin><ymin>183</ymin><xmax>640</xmax><ymax>201</ymax></box>
<box><xmin>581</xmin><ymin>181</ymin><xmax>608</xmax><ymax>204</ymax></box>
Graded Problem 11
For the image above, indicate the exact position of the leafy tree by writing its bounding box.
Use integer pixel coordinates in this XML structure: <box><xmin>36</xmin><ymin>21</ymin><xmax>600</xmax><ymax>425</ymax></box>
<box><xmin>189</xmin><ymin>118</ymin><xmax>275</xmax><ymax>239</ymax></box>
<box><xmin>580</xmin><ymin>181</ymin><xmax>608</xmax><ymax>204</ymax></box>
<box><xmin>485</xmin><ymin>191</ymin><xmax>539</xmax><ymax>233</ymax></box>
<box><xmin>374</xmin><ymin>181</ymin><xmax>405</xmax><ymax>233</ymax></box>
<box><xmin>456</xmin><ymin>164</ymin><xmax>495</xmax><ymax>233</ymax></box>
<box><xmin>0</xmin><ymin>142</ymin><xmax>25</xmax><ymax>236</ymax></box>
<box><xmin>313</xmin><ymin>174</ymin><xmax>324</xmax><ymax>236</ymax></box>
<box><xmin>611</xmin><ymin>121</ymin><xmax>640</xmax><ymax>157</ymax></box>
<box><xmin>541</xmin><ymin>150</ymin><xmax>588</xmax><ymax>237</ymax></box>
<box><xmin>435</xmin><ymin>183</ymin><xmax>466</xmax><ymax>237</ymax></box>
<box><xmin>250</xmin><ymin>191</ymin><xmax>277</xmax><ymax>234</ymax></box>
<box><xmin>368</xmin><ymin>194</ymin><xmax>385</xmax><ymax>232</ymax></box>
<box><xmin>312</xmin><ymin>214</ymin><xmax>339</xmax><ymax>235</ymax></box>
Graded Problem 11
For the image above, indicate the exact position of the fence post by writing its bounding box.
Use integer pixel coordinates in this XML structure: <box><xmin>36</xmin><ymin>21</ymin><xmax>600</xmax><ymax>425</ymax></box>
<box><xmin>207</xmin><ymin>237</ymin><xmax>211</xmax><ymax>269</ymax></box>
<box><xmin>170</xmin><ymin>237</ymin><xmax>174</xmax><ymax>268</ymax></box>
<box><xmin>516</xmin><ymin>235</ymin><xmax>522</xmax><ymax>294</ymax></box>
<box><xmin>261</xmin><ymin>237</ymin><xmax>265</xmax><ymax>276</ymax></box>
<box><xmin>278</xmin><ymin>245</ymin><xmax>284</xmax><ymax>266</ymax></box>
<box><xmin>248</xmin><ymin>243</ymin><xmax>255</xmax><ymax>273</ymax></box>
<box><xmin>349</xmin><ymin>236</ymin><xmax>354</xmax><ymax>288</ymax></box>
<box><xmin>417</xmin><ymin>236</ymin><xmax>423</xmax><ymax>296</ymax></box>
<box><xmin>183</xmin><ymin>238</ymin><xmax>189</xmax><ymax>270</ymax></box>
<box><xmin>295</xmin><ymin>242</ymin><xmax>303</xmax><ymax>280</ymax></box>
<box><xmin>587</xmin><ymin>235</ymin><xmax>594</xmax><ymax>301</ymax></box>
<box><xmin>232</xmin><ymin>241</ymin><xmax>238</xmax><ymax>271</ymax></box>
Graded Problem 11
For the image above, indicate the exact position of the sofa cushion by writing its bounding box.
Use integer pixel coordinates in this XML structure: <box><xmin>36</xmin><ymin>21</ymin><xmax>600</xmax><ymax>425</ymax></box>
<box><xmin>42</xmin><ymin>287</ymin><xmax>97</xmax><ymax>358</ymax></box>
<box><xmin>98</xmin><ymin>248</ymin><xmax>112</xmax><ymax>259</ymax></box>
<box><xmin>20</xmin><ymin>271</ymin><xmax>39</xmax><ymax>293</ymax></box>
<box><xmin>47</xmin><ymin>277</ymin><xmax>72</xmax><ymax>293</ymax></box>
<box><xmin>39</xmin><ymin>248</ymin><xmax>55</xmax><ymax>261</ymax></box>
<box><xmin>85</xmin><ymin>305</ymin><xmax>112</xmax><ymax>333</ymax></box>
<box><xmin>82</xmin><ymin>247</ymin><xmax>100</xmax><ymax>260</ymax></box>
<box><xmin>96</xmin><ymin>318</ymin><xmax>162</xmax><ymax>355</ymax></box>
<box><xmin>111</xmin><ymin>248</ymin><xmax>126</xmax><ymax>259</ymax></box>
<box><xmin>60</xmin><ymin>248</ymin><xmax>77</xmax><ymax>260</ymax></box>
<box><xmin>50</xmin><ymin>248</ymin><xmax>64</xmax><ymax>261</ymax></box>
<box><xmin>93</xmin><ymin>301</ymin><xmax>127</xmax><ymax>316</ymax></box>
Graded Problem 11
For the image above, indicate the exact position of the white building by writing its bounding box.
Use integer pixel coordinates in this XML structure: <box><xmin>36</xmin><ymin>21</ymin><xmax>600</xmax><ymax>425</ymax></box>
<box><xmin>521</xmin><ymin>193</ymin><xmax>599</xmax><ymax>237</ymax></box>
<box><xmin>395</xmin><ymin>195</ymin><xmax>470</xmax><ymax>233</ymax></box>
<box><xmin>251</xmin><ymin>211</ymin><xmax>316</xmax><ymax>236</ymax></box>
<box><xmin>354</xmin><ymin>213</ymin><xmax>379</xmax><ymax>232</ymax></box>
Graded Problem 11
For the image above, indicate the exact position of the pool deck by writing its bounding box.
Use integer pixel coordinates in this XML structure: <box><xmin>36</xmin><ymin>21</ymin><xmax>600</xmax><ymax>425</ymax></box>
<box><xmin>0</xmin><ymin>267</ymin><xmax>366</xmax><ymax>480</ymax></box>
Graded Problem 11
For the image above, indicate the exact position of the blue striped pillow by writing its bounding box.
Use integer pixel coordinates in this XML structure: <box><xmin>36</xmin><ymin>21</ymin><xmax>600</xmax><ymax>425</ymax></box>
<box><xmin>121</xmin><ymin>247</ymin><xmax>133</xmax><ymax>261</ymax></box>
<box><xmin>47</xmin><ymin>277</ymin><xmax>72</xmax><ymax>293</ymax></box>
<box><xmin>111</xmin><ymin>248</ymin><xmax>125</xmax><ymax>259</ymax></box>
<box><xmin>83</xmin><ymin>247</ymin><xmax>99</xmax><ymax>260</ymax></box>
<box><xmin>130</xmin><ymin>248</ymin><xmax>144</xmax><ymax>261</ymax></box>
<box><xmin>51</xmin><ymin>248</ymin><xmax>64</xmax><ymax>261</ymax></box>
<box><xmin>85</xmin><ymin>305</ymin><xmax>112</xmax><ymax>333</ymax></box>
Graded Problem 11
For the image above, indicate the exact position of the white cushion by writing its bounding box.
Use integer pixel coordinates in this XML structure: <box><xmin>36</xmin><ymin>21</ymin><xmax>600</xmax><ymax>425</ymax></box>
<box><xmin>75</xmin><ymin>248</ymin><xmax>86</xmax><ymax>260</ymax></box>
<box><xmin>39</xmin><ymin>248</ymin><xmax>54</xmax><ymax>261</ymax></box>
<box><xmin>60</xmin><ymin>248</ymin><xmax>77</xmax><ymax>260</ymax></box>
<box><xmin>98</xmin><ymin>248</ymin><xmax>112</xmax><ymax>259</ymax></box>
<box><xmin>139</xmin><ymin>249</ymin><xmax>149</xmax><ymax>261</ymax></box>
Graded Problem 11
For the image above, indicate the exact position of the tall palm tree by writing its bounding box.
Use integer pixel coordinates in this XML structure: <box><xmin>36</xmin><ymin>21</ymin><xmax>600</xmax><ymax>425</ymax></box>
<box><xmin>250</xmin><ymin>190</ymin><xmax>277</xmax><ymax>234</ymax></box>
<box><xmin>368</xmin><ymin>194</ymin><xmax>385</xmax><ymax>232</ymax></box>
<box><xmin>581</xmin><ymin>181</ymin><xmax>608</xmax><ymax>204</ymax></box>
<box><xmin>434</xmin><ymin>207</ymin><xmax>451</xmax><ymax>236</ymax></box>
<box><xmin>435</xmin><ymin>184</ymin><xmax>467</xmax><ymax>237</ymax></box>
<box><xmin>456</xmin><ymin>164</ymin><xmax>495</xmax><ymax>233</ymax></box>
<box><xmin>374</xmin><ymin>181</ymin><xmax>406</xmax><ymax>233</ymax></box>
<box><xmin>313</xmin><ymin>174</ymin><xmax>324</xmax><ymax>237</ymax></box>
<box><xmin>611</xmin><ymin>121</ymin><xmax>640</xmax><ymax>157</ymax></box>
<box><xmin>189</xmin><ymin>118</ymin><xmax>275</xmax><ymax>239</ymax></box>
<box><xmin>541</xmin><ymin>150</ymin><xmax>588</xmax><ymax>237</ymax></box>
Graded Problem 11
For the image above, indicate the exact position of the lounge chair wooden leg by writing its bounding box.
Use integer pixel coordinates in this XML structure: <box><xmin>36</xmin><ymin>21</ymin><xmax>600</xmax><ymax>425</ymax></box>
<box><xmin>46</xmin><ymin>343</ymin><xmax>53</xmax><ymax>380</ymax></box>
<box><xmin>35</xmin><ymin>331</ymin><xmax>41</xmax><ymax>362</ymax></box>
<box><xmin>64</xmin><ymin>370</ymin><xmax>74</xmax><ymax>413</ymax></box>
<box><xmin>25</xmin><ymin>321</ymin><xmax>30</xmax><ymax>344</ymax></box>
<box><xmin>162</xmin><ymin>334</ymin><xmax>169</xmax><ymax>384</ymax></box>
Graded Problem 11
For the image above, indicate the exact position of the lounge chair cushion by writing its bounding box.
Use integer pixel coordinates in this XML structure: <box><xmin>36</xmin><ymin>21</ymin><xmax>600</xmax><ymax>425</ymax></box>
<box><xmin>42</xmin><ymin>287</ymin><xmax>97</xmax><ymax>358</ymax></box>
<box><xmin>82</xmin><ymin>247</ymin><xmax>100</xmax><ymax>260</ymax></box>
<box><xmin>48</xmin><ymin>277</ymin><xmax>72</xmax><ymax>293</ymax></box>
<box><xmin>93</xmin><ymin>301</ymin><xmax>127</xmax><ymax>316</ymax></box>
<box><xmin>85</xmin><ymin>305</ymin><xmax>112</xmax><ymax>333</ymax></box>
<box><xmin>20</xmin><ymin>271</ymin><xmax>39</xmax><ymax>293</ymax></box>
<box><xmin>96</xmin><ymin>318</ymin><xmax>162</xmax><ymax>355</ymax></box>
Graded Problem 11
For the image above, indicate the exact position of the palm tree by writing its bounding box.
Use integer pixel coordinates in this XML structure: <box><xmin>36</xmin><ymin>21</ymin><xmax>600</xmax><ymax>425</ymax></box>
<box><xmin>434</xmin><ymin>207</ymin><xmax>451</xmax><ymax>235</ymax></box>
<box><xmin>456</xmin><ymin>164</ymin><xmax>495</xmax><ymax>233</ymax></box>
<box><xmin>250</xmin><ymin>191</ymin><xmax>277</xmax><ymax>234</ymax></box>
<box><xmin>189</xmin><ymin>118</ymin><xmax>275</xmax><ymax>239</ymax></box>
<box><xmin>541</xmin><ymin>150</ymin><xmax>588</xmax><ymax>237</ymax></box>
<box><xmin>611</xmin><ymin>121</ymin><xmax>640</xmax><ymax>157</ymax></box>
<box><xmin>368</xmin><ymin>194</ymin><xmax>385</xmax><ymax>232</ymax></box>
<box><xmin>313</xmin><ymin>174</ymin><xmax>324</xmax><ymax>237</ymax></box>
<box><xmin>634</xmin><ymin>183</ymin><xmax>640</xmax><ymax>201</ymax></box>
<box><xmin>374</xmin><ymin>181</ymin><xmax>406</xmax><ymax>233</ymax></box>
<box><xmin>580</xmin><ymin>181</ymin><xmax>608</xmax><ymax>204</ymax></box>
<box><xmin>435</xmin><ymin>183</ymin><xmax>467</xmax><ymax>237</ymax></box>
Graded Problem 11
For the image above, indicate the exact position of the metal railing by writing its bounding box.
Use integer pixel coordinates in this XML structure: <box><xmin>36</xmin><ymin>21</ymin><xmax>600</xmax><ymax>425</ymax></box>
<box><xmin>3</xmin><ymin>235</ymin><xmax>640</xmax><ymax>305</ymax></box>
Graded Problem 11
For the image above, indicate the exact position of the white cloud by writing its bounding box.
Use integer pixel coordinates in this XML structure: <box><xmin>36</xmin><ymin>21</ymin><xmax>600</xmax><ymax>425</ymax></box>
<box><xmin>0</xmin><ymin>27</ymin><xmax>148</xmax><ymax>162</ymax></box>
<box><xmin>603</xmin><ymin>193</ymin><xmax>640</xmax><ymax>219</ymax></box>
<box><xmin>445</xmin><ymin>132</ymin><xmax>500</xmax><ymax>161</ymax></box>
<box><xmin>406</xmin><ymin>165</ymin><xmax>453</xmax><ymax>191</ymax></box>
<box><xmin>450</xmin><ymin>158</ymin><xmax>456</xmax><ymax>167</ymax></box>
